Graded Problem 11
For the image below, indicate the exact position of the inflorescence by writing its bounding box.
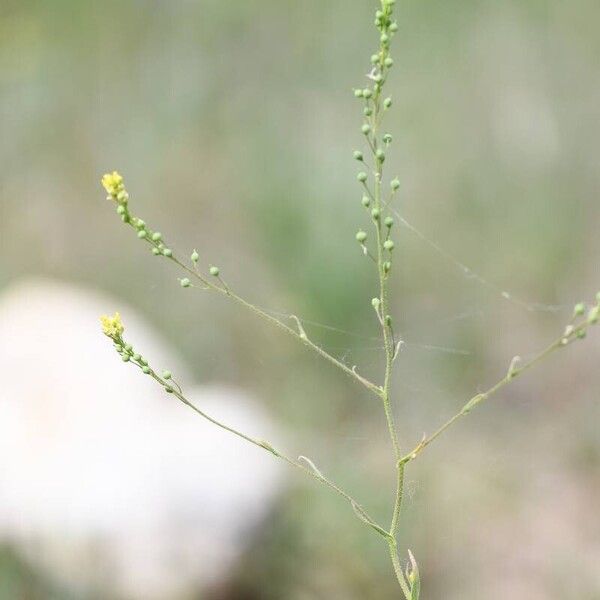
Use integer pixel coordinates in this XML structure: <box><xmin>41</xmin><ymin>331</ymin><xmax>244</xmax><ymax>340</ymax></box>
<box><xmin>97</xmin><ymin>1</ymin><xmax>598</xmax><ymax>597</ymax></box>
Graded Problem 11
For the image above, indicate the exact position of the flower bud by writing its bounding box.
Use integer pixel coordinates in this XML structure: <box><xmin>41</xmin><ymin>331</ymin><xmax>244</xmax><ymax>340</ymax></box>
<box><xmin>371</xmin><ymin>208</ymin><xmax>381</xmax><ymax>220</ymax></box>
<box><xmin>371</xmin><ymin>54</ymin><xmax>380</xmax><ymax>64</ymax></box>
<box><xmin>357</xmin><ymin>172</ymin><xmax>368</xmax><ymax>183</ymax></box>
<box><xmin>162</xmin><ymin>370</ymin><xmax>172</xmax><ymax>380</ymax></box>
<box><xmin>152</xmin><ymin>247</ymin><xmax>161</xmax><ymax>255</ymax></box>
<box><xmin>142</xmin><ymin>366</ymin><xmax>151</xmax><ymax>374</ymax></box>
<box><xmin>384</xmin><ymin>57</ymin><xmax>394</xmax><ymax>68</ymax></box>
<box><xmin>210</xmin><ymin>266</ymin><xmax>220</xmax><ymax>277</ymax></box>
<box><xmin>383</xmin><ymin>133</ymin><xmax>393</xmax><ymax>144</ymax></box>
<box><xmin>191</xmin><ymin>250</ymin><xmax>200</xmax><ymax>263</ymax></box>
<box><xmin>385</xmin><ymin>217</ymin><xmax>394</xmax><ymax>228</ymax></box>
<box><xmin>137</xmin><ymin>230</ymin><xmax>147</xmax><ymax>239</ymax></box>
<box><xmin>588</xmin><ymin>306</ymin><xmax>599</xmax><ymax>325</ymax></box>
<box><xmin>574</xmin><ymin>303</ymin><xmax>586</xmax><ymax>317</ymax></box>
<box><xmin>391</xmin><ymin>178</ymin><xmax>400</xmax><ymax>190</ymax></box>
<box><xmin>363</xmin><ymin>88</ymin><xmax>373</xmax><ymax>99</ymax></box>
<box><xmin>152</xmin><ymin>232</ymin><xmax>162</xmax><ymax>242</ymax></box>
<box><xmin>353</xmin><ymin>150</ymin><xmax>364</xmax><ymax>161</ymax></box>
<box><xmin>384</xmin><ymin>97</ymin><xmax>392</xmax><ymax>109</ymax></box>
<box><xmin>163</xmin><ymin>248</ymin><xmax>173</xmax><ymax>257</ymax></box>
<box><xmin>376</xmin><ymin>149</ymin><xmax>385</xmax><ymax>162</ymax></box>
<box><xmin>356</xmin><ymin>230</ymin><xmax>368</xmax><ymax>243</ymax></box>
<box><xmin>384</xmin><ymin>239</ymin><xmax>395</xmax><ymax>251</ymax></box>
<box><xmin>371</xmin><ymin>298</ymin><xmax>381</xmax><ymax>309</ymax></box>
<box><xmin>383</xmin><ymin>261</ymin><xmax>392</xmax><ymax>273</ymax></box>
<box><xmin>354</xmin><ymin>89</ymin><xmax>363</xmax><ymax>98</ymax></box>
<box><xmin>180</xmin><ymin>278</ymin><xmax>191</xmax><ymax>288</ymax></box>
<box><xmin>380</xmin><ymin>33</ymin><xmax>389</xmax><ymax>45</ymax></box>
<box><xmin>364</xmin><ymin>107</ymin><xmax>373</xmax><ymax>117</ymax></box>
<box><xmin>361</xmin><ymin>196</ymin><xmax>371</xmax><ymax>207</ymax></box>
<box><xmin>362</xmin><ymin>124</ymin><xmax>371</xmax><ymax>135</ymax></box>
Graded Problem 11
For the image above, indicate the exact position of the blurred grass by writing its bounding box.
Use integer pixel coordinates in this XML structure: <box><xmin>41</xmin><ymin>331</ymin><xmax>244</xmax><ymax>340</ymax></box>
<box><xmin>1</xmin><ymin>0</ymin><xmax>599</xmax><ymax>597</ymax></box>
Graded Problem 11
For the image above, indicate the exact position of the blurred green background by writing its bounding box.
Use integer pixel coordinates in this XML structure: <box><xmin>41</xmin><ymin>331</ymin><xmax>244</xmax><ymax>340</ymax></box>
<box><xmin>1</xmin><ymin>0</ymin><xmax>599</xmax><ymax>598</ymax></box>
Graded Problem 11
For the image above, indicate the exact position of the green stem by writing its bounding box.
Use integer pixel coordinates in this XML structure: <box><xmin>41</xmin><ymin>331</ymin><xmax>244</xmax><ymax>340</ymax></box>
<box><xmin>168</xmin><ymin>256</ymin><xmax>383</xmax><ymax>397</ymax></box>
<box><xmin>388</xmin><ymin>539</ymin><xmax>413</xmax><ymax>599</ymax></box>
<box><xmin>401</xmin><ymin>325</ymin><xmax>590</xmax><ymax>464</ymax></box>
<box><xmin>137</xmin><ymin>367</ymin><xmax>390</xmax><ymax>538</ymax></box>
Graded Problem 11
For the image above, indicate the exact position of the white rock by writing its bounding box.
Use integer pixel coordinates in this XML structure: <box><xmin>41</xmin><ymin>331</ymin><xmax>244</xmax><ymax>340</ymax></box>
<box><xmin>0</xmin><ymin>278</ymin><xmax>284</xmax><ymax>599</ymax></box>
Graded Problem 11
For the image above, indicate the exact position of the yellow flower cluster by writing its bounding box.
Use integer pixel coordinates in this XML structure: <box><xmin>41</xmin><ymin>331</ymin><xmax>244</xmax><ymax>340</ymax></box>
<box><xmin>100</xmin><ymin>312</ymin><xmax>125</xmax><ymax>339</ymax></box>
<box><xmin>101</xmin><ymin>171</ymin><xmax>128</xmax><ymax>203</ymax></box>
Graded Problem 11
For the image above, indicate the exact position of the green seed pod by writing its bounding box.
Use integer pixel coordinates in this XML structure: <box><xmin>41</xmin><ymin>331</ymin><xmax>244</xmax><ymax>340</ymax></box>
<box><xmin>385</xmin><ymin>315</ymin><xmax>393</xmax><ymax>326</ymax></box>
<box><xmin>588</xmin><ymin>306</ymin><xmax>599</xmax><ymax>325</ymax></box>
<box><xmin>383</xmin><ymin>133</ymin><xmax>393</xmax><ymax>144</ymax></box>
<box><xmin>191</xmin><ymin>250</ymin><xmax>200</xmax><ymax>262</ymax></box>
<box><xmin>353</xmin><ymin>150</ymin><xmax>364</xmax><ymax>161</ymax></box>
<box><xmin>152</xmin><ymin>232</ymin><xmax>162</xmax><ymax>242</ymax></box>
<box><xmin>391</xmin><ymin>178</ymin><xmax>400</xmax><ymax>190</ymax></box>
<box><xmin>577</xmin><ymin>329</ymin><xmax>587</xmax><ymax>340</ymax></box>
<box><xmin>383</xmin><ymin>261</ymin><xmax>392</xmax><ymax>273</ymax></box>
<box><xmin>165</xmin><ymin>387</ymin><xmax>174</xmax><ymax>394</ymax></box>
<box><xmin>384</xmin><ymin>239</ymin><xmax>395</xmax><ymax>251</ymax></box>
<box><xmin>163</xmin><ymin>248</ymin><xmax>173</xmax><ymax>257</ymax></box>
<box><xmin>361</xmin><ymin>195</ymin><xmax>371</xmax><ymax>207</ymax></box>
<box><xmin>356</xmin><ymin>230</ymin><xmax>368</xmax><ymax>243</ymax></box>
<box><xmin>357</xmin><ymin>172</ymin><xmax>368</xmax><ymax>183</ymax></box>
<box><xmin>376</xmin><ymin>149</ymin><xmax>385</xmax><ymax>162</ymax></box>
<box><xmin>574</xmin><ymin>303</ymin><xmax>586</xmax><ymax>317</ymax></box>
<box><xmin>371</xmin><ymin>208</ymin><xmax>381</xmax><ymax>220</ymax></box>
<box><xmin>362</xmin><ymin>124</ymin><xmax>371</xmax><ymax>135</ymax></box>
<box><xmin>137</xmin><ymin>230</ymin><xmax>147</xmax><ymax>239</ymax></box>
<box><xmin>384</xmin><ymin>216</ymin><xmax>394</xmax><ymax>228</ymax></box>
<box><xmin>384</xmin><ymin>97</ymin><xmax>392</xmax><ymax>108</ymax></box>
<box><xmin>142</xmin><ymin>366</ymin><xmax>151</xmax><ymax>374</ymax></box>
<box><xmin>152</xmin><ymin>247</ymin><xmax>161</xmax><ymax>255</ymax></box>
<box><xmin>384</xmin><ymin>57</ymin><xmax>394</xmax><ymax>68</ymax></box>
<box><xmin>162</xmin><ymin>370</ymin><xmax>172</xmax><ymax>380</ymax></box>
<box><xmin>210</xmin><ymin>266</ymin><xmax>220</xmax><ymax>277</ymax></box>
<box><xmin>180</xmin><ymin>278</ymin><xmax>191</xmax><ymax>288</ymax></box>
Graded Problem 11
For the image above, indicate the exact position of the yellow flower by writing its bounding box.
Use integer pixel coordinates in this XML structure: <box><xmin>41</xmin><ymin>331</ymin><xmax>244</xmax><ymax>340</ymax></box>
<box><xmin>100</xmin><ymin>312</ymin><xmax>125</xmax><ymax>338</ymax></box>
<box><xmin>101</xmin><ymin>171</ymin><xmax>127</xmax><ymax>201</ymax></box>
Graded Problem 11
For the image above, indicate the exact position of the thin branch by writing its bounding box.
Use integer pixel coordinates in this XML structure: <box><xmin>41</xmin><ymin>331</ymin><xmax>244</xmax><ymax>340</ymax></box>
<box><xmin>126</xmin><ymin>363</ymin><xmax>391</xmax><ymax>539</ymax></box>
<box><xmin>400</xmin><ymin>323</ymin><xmax>591</xmax><ymax>465</ymax></box>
